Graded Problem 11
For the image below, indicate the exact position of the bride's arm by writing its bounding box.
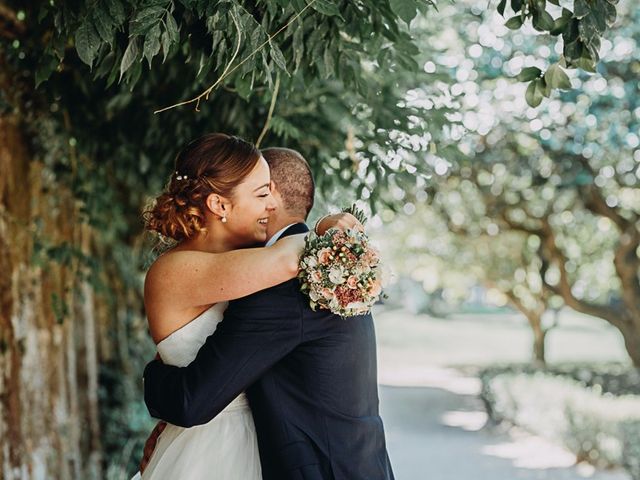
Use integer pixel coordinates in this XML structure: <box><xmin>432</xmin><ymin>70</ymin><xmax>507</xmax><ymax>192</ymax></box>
<box><xmin>147</xmin><ymin>213</ymin><xmax>364</xmax><ymax>309</ymax></box>
<box><xmin>145</xmin><ymin>233</ymin><xmax>306</xmax><ymax>310</ymax></box>
<box><xmin>145</xmin><ymin>213</ymin><xmax>364</xmax><ymax>342</ymax></box>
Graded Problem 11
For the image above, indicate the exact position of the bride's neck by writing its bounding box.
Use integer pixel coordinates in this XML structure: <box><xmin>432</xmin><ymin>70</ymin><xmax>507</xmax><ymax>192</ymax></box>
<box><xmin>179</xmin><ymin>224</ymin><xmax>234</xmax><ymax>254</ymax></box>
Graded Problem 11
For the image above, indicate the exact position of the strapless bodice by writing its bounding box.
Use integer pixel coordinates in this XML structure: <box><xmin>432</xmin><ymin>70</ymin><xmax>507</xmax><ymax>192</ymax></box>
<box><xmin>157</xmin><ymin>302</ymin><xmax>228</xmax><ymax>367</ymax></box>
<box><xmin>155</xmin><ymin>301</ymin><xmax>248</xmax><ymax>412</ymax></box>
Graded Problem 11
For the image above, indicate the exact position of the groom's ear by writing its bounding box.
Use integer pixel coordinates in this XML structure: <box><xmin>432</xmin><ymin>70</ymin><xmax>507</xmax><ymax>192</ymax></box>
<box><xmin>204</xmin><ymin>193</ymin><xmax>229</xmax><ymax>217</ymax></box>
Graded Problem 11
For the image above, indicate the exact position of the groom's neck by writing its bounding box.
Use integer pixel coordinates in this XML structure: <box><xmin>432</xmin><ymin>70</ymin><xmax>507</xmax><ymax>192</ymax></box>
<box><xmin>267</xmin><ymin>213</ymin><xmax>306</xmax><ymax>240</ymax></box>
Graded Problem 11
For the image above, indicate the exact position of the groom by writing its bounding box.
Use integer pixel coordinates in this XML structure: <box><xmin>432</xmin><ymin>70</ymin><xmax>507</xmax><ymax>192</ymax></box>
<box><xmin>143</xmin><ymin>147</ymin><xmax>395</xmax><ymax>480</ymax></box>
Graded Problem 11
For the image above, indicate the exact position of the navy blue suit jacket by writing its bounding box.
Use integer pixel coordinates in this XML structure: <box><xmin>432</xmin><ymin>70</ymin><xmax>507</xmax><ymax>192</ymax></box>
<box><xmin>143</xmin><ymin>223</ymin><xmax>394</xmax><ymax>480</ymax></box>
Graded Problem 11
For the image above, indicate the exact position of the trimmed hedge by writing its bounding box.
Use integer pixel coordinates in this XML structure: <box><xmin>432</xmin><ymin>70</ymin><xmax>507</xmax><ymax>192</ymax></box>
<box><xmin>480</xmin><ymin>363</ymin><xmax>640</xmax><ymax>396</ymax></box>
<box><xmin>481</xmin><ymin>371</ymin><xmax>640</xmax><ymax>478</ymax></box>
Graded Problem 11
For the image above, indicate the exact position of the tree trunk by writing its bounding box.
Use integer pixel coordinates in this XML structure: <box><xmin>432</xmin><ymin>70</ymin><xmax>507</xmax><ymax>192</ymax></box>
<box><xmin>0</xmin><ymin>66</ymin><xmax>103</xmax><ymax>478</ymax></box>
<box><xmin>531</xmin><ymin>322</ymin><xmax>547</xmax><ymax>367</ymax></box>
<box><xmin>525</xmin><ymin>312</ymin><xmax>547</xmax><ymax>367</ymax></box>
<box><xmin>619</xmin><ymin>321</ymin><xmax>640</xmax><ymax>368</ymax></box>
<box><xmin>503</xmin><ymin>290</ymin><xmax>548</xmax><ymax>367</ymax></box>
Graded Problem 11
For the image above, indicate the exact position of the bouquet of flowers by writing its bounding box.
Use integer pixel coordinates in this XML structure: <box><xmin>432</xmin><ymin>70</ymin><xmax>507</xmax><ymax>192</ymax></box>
<box><xmin>298</xmin><ymin>206</ymin><xmax>384</xmax><ymax>317</ymax></box>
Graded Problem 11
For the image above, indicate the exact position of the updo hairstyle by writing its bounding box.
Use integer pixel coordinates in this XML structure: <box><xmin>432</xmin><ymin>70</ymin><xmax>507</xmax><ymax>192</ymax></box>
<box><xmin>144</xmin><ymin>133</ymin><xmax>261</xmax><ymax>242</ymax></box>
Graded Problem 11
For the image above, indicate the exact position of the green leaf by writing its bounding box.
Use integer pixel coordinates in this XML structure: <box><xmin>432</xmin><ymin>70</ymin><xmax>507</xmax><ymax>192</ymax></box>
<box><xmin>574</xmin><ymin>0</ymin><xmax>590</xmax><ymax>19</ymax></box>
<box><xmin>323</xmin><ymin>47</ymin><xmax>335</xmax><ymax>78</ymax></box>
<box><xmin>544</xmin><ymin>63</ymin><xmax>571</xmax><ymax>90</ymax></box>
<box><xmin>127</xmin><ymin>60</ymin><xmax>142</xmax><ymax>90</ymax></box>
<box><xmin>578</xmin><ymin>15</ymin><xmax>601</xmax><ymax>44</ymax></box>
<box><xmin>311</xmin><ymin>0</ymin><xmax>342</xmax><ymax>17</ymax></box>
<box><xmin>505</xmin><ymin>15</ymin><xmax>524</xmax><ymax>29</ymax></box>
<box><xmin>161</xmin><ymin>30</ymin><xmax>171</xmax><ymax>62</ymax></box>
<box><xmin>541</xmin><ymin>77</ymin><xmax>552</xmax><ymax>96</ymax></box>
<box><xmin>575</xmin><ymin>55</ymin><xmax>596</xmax><ymax>72</ymax></box>
<box><xmin>497</xmin><ymin>0</ymin><xmax>507</xmax><ymax>16</ymax></box>
<box><xmin>93</xmin><ymin>50</ymin><xmax>116</xmax><ymax>80</ymax></box>
<box><xmin>292</xmin><ymin>22</ymin><xmax>304</xmax><ymax>73</ymax></box>
<box><xmin>390</xmin><ymin>0</ymin><xmax>418</xmax><ymax>25</ymax></box>
<box><xmin>525</xmin><ymin>79</ymin><xmax>544</xmax><ymax>107</ymax></box>
<box><xmin>35</xmin><ymin>55</ymin><xmax>59</xmax><ymax>88</ymax></box>
<box><xmin>290</xmin><ymin>0</ymin><xmax>307</xmax><ymax>11</ymax></box>
<box><xmin>550</xmin><ymin>14</ymin><xmax>570</xmax><ymax>35</ymax></box>
<box><xmin>517</xmin><ymin>66</ymin><xmax>542</xmax><ymax>82</ymax></box>
<box><xmin>107</xmin><ymin>0</ymin><xmax>126</xmax><ymax>26</ymax></box>
<box><xmin>602</xmin><ymin>0</ymin><xmax>617</xmax><ymax>26</ymax></box>
<box><xmin>234</xmin><ymin>74</ymin><xmax>252</xmax><ymax>100</ymax></box>
<box><xmin>143</xmin><ymin>24</ymin><xmax>161</xmax><ymax>67</ymax></box>
<box><xmin>532</xmin><ymin>10</ymin><xmax>554</xmax><ymax>31</ymax></box>
<box><xmin>165</xmin><ymin>13</ymin><xmax>179</xmax><ymax>43</ymax></box>
<box><xmin>129</xmin><ymin>6</ymin><xmax>164</xmax><ymax>36</ymax></box>
<box><xmin>564</xmin><ymin>39</ymin><xmax>583</xmax><ymax>63</ymax></box>
<box><xmin>269</xmin><ymin>41</ymin><xmax>288</xmax><ymax>73</ymax></box>
<box><xmin>93</xmin><ymin>7</ymin><xmax>114</xmax><ymax>44</ymax></box>
<box><xmin>75</xmin><ymin>21</ymin><xmax>101</xmax><ymax>67</ymax></box>
<box><xmin>119</xmin><ymin>36</ymin><xmax>139</xmax><ymax>80</ymax></box>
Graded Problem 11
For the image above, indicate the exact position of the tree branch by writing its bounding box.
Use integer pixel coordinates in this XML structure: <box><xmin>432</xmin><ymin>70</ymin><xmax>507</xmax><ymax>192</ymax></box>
<box><xmin>536</xmin><ymin>216</ymin><xmax>627</xmax><ymax>328</ymax></box>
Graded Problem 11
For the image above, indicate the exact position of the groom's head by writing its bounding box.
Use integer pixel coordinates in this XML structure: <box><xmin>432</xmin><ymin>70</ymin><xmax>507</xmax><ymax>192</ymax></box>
<box><xmin>261</xmin><ymin>147</ymin><xmax>315</xmax><ymax>238</ymax></box>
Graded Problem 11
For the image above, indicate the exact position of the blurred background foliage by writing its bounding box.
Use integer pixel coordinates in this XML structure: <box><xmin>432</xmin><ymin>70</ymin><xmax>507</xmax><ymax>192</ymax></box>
<box><xmin>0</xmin><ymin>0</ymin><xmax>635</xmax><ymax>478</ymax></box>
<box><xmin>378</xmin><ymin>0</ymin><xmax>639</xmax><ymax>366</ymax></box>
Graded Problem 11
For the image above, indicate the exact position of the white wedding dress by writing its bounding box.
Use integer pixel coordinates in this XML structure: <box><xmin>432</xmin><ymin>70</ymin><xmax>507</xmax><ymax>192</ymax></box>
<box><xmin>132</xmin><ymin>302</ymin><xmax>262</xmax><ymax>480</ymax></box>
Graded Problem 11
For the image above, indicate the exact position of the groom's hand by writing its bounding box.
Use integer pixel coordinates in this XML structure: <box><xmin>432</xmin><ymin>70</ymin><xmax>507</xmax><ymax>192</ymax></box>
<box><xmin>139</xmin><ymin>421</ymin><xmax>167</xmax><ymax>473</ymax></box>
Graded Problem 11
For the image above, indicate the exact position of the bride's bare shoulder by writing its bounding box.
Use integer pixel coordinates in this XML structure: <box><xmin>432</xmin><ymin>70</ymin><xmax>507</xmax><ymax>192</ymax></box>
<box><xmin>146</xmin><ymin>249</ymin><xmax>202</xmax><ymax>283</ymax></box>
<box><xmin>144</xmin><ymin>251</ymin><xmax>204</xmax><ymax>343</ymax></box>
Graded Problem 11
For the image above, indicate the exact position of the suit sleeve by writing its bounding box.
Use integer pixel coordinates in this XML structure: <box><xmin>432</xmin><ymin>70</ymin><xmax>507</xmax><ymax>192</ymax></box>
<box><xmin>143</xmin><ymin>283</ymin><xmax>302</xmax><ymax>427</ymax></box>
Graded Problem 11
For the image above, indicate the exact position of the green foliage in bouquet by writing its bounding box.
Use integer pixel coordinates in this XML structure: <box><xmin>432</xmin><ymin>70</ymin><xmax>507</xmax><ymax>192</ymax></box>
<box><xmin>342</xmin><ymin>204</ymin><xmax>368</xmax><ymax>226</ymax></box>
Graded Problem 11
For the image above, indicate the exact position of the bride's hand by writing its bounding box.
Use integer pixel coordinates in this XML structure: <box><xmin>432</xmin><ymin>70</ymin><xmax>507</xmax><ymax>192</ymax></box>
<box><xmin>315</xmin><ymin>213</ymin><xmax>364</xmax><ymax>236</ymax></box>
<box><xmin>140</xmin><ymin>421</ymin><xmax>167</xmax><ymax>473</ymax></box>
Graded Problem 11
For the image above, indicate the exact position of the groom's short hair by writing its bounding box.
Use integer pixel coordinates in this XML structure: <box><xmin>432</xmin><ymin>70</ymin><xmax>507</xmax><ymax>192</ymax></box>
<box><xmin>261</xmin><ymin>148</ymin><xmax>315</xmax><ymax>218</ymax></box>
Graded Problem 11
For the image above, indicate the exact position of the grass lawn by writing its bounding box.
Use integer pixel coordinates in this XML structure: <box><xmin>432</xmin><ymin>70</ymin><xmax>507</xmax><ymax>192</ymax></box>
<box><xmin>373</xmin><ymin>306</ymin><xmax>629</xmax><ymax>385</ymax></box>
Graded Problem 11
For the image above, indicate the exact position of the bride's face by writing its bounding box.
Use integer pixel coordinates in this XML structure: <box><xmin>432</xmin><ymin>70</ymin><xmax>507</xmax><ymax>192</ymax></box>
<box><xmin>225</xmin><ymin>157</ymin><xmax>277</xmax><ymax>246</ymax></box>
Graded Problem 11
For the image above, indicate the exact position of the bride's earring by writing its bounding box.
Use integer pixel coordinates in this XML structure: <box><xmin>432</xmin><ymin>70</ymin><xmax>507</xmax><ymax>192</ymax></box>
<box><xmin>221</xmin><ymin>215</ymin><xmax>227</xmax><ymax>223</ymax></box>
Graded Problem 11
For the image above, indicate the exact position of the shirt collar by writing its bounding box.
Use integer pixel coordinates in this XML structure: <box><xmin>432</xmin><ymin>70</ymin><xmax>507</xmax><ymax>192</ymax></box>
<box><xmin>265</xmin><ymin>223</ymin><xmax>298</xmax><ymax>247</ymax></box>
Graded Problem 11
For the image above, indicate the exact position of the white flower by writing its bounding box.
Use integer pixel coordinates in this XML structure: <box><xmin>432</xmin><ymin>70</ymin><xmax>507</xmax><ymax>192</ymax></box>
<box><xmin>354</xmin><ymin>264</ymin><xmax>371</xmax><ymax>276</ymax></box>
<box><xmin>309</xmin><ymin>290</ymin><xmax>320</xmax><ymax>302</ymax></box>
<box><xmin>346</xmin><ymin>302</ymin><xmax>369</xmax><ymax>315</ymax></box>
<box><xmin>305</xmin><ymin>256</ymin><xmax>318</xmax><ymax>268</ymax></box>
<box><xmin>329</xmin><ymin>297</ymin><xmax>340</xmax><ymax>311</ymax></box>
<box><xmin>328</xmin><ymin>266</ymin><xmax>345</xmax><ymax>285</ymax></box>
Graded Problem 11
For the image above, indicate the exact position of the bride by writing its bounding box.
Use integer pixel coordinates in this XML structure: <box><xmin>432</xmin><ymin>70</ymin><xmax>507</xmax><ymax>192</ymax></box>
<box><xmin>133</xmin><ymin>133</ymin><xmax>356</xmax><ymax>479</ymax></box>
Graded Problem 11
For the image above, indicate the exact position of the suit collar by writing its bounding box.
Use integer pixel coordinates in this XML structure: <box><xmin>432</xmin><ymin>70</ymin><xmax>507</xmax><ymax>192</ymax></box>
<box><xmin>278</xmin><ymin>222</ymin><xmax>309</xmax><ymax>239</ymax></box>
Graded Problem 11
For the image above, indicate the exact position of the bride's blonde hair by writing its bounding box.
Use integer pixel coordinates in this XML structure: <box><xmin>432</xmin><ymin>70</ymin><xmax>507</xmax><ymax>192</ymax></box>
<box><xmin>144</xmin><ymin>133</ymin><xmax>260</xmax><ymax>242</ymax></box>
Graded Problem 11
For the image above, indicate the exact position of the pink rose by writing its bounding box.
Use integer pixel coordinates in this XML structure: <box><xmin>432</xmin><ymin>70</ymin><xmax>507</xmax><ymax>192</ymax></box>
<box><xmin>363</xmin><ymin>249</ymin><xmax>379</xmax><ymax>264</ymax></box>
<box><xmin>346</xmin><ymin>275</ymin><xmax>359</xmax><ymax>289</ymax></box>
<box><xmin>368</xmin><ymin>279</ymin><xmax>382</xmax><ymax>297</ymax></box>
<box><xmin>318</xmin><ymin>248</ymin><xmax>333</xmax><ymax>265</ymax></box>
<box><xmin>311</xmin><ymin>271</ymin><xmax>323</xmax><ymax>283</ymax></box>
<box><xmin>321</xmin><ymin>287</ymin><xmax>335</xmax><ymax>300</ymax></box>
